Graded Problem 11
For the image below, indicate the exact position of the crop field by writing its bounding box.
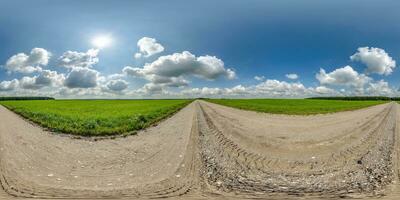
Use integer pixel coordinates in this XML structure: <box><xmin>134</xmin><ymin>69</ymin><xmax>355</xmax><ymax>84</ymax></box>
<box><xmin>206</xmin><ymin>99</ymin><xmax>387</xmax><ymax>115</ymax></box>
<box><xmin>0</xmin><ymin>99</ymin><xmax>191</xmax><ymax>136</ymax></box>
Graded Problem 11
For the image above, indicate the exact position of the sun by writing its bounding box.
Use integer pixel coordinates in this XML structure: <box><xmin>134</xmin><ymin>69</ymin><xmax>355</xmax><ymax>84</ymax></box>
<box><xmin>92</xmin><ymin>35</ymin><xmax>112</xmax><ymax>48</ymax></box>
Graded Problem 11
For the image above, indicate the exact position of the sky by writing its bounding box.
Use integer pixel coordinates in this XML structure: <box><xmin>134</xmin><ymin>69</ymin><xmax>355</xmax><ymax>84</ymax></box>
<box><xmin>0</xmin><ymin>0</ymin><xmax>400</xmax><ymax>98</ymax></box>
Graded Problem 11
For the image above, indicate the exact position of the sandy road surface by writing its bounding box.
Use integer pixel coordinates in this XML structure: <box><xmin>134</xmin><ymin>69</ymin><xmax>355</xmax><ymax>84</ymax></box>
<box><xmin>0</xmin><ymin>100</ymin><xmax>400</xmax><ymax>199</ymax></box>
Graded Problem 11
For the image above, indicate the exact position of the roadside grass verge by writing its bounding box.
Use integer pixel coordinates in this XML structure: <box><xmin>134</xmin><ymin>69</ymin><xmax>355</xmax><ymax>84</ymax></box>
<box><xmin>206</xmin><ymin>99</ymin><xmax>387</xmax><ymax>115</ymax></box>
<box><xmin>0</xmin><ymin>99</ymin><xmax>192</xmax><ymax>136</ymax></box>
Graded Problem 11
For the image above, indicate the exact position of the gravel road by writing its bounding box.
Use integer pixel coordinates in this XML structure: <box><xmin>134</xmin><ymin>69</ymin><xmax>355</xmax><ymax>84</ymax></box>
<box><xmin>0</xmin><ymin>100</ymin><xmax>399</xmax><ymax>199</ymax></box>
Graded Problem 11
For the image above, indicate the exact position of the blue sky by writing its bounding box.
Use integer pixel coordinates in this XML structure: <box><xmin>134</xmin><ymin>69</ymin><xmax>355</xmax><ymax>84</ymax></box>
<box><xmin>0</xmin><ymin>0</ymin><xmax>399</xmax><ymax>98</ymax></box>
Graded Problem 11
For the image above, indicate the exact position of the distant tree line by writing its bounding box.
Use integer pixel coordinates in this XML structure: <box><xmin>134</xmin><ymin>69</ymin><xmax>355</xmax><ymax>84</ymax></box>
<box><xmin>0</xmin><ymin>97</ymin><xmax>55</xmax><ymax>101</ymax></box>
<box><xmin>307</xmin><ymin>96</ymin><xmax>400</xmax><ymax>101</ymax></box>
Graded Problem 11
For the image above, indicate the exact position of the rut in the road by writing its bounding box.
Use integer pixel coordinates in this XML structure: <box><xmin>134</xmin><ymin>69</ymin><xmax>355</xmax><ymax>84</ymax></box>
<box><xmin>197</xmin><ymin>101</ymin><xmax>397</xmax><ymax>198</ymax></box>
<box><xmin>0</xmin><ymin>101</ymin><xmax>399</xmax><ymax>199</ymax></box>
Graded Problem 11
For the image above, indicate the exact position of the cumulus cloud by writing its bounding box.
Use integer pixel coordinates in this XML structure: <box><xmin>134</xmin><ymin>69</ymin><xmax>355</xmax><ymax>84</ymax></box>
<box><xmin>253</xmin><ymin>79</ymin><xmax>310</xmax><ymax>97</ymax></box>
<box><xmin>0</xmin><ymin>79</ymin><xmax>19</xmax><ymax>91</ymax></box>
<box><xmin>106</xmin><ymin>79</ymin><xmax>128</xmax><ymax>91</ymax></box>
<box><xmin>36</xmin><ymin>70</ymin><xmax>65</xmax><ymax>87</ymax></box>
<box><xmin>138</xmin><ymin>83</ymin><xmax>165</xmax><ymax>94</ymax></box>
<box><xmin>124</xmin><ymin>51</ymin><xmax>236</xmax><ymax>91</ymax></box>
<box><xmin>134</xmin><ymin>37</ymin><xmax>164</xmax><ymax>58</ymax></box>
<box><xmin>182</xmin><ymin>87</ymin><xmax>224</xmax><ymax>97</ymax></box>
<box><xmin>58</xmin><ymin>49</ymin><xmax>99</xmax><ymax>68</ymax></box>
<box><xmin>285</xmin><ymin>73</ymin><xmax>298</xmax><ymax>80</ymax></box>
<box><xmin>245</xmin><ymin>81</ymin><xmax>338</xmax><ymax>97</ymax></box>
<box><xmin>5</xmin><ymin>48</ymin><xmax>51</xmax><ymax>73</ymax></box>
<box><xmin>313</xmin><ymin>86</ymin><xmax>338</xmax><ymax>95</ymax></box>
<box><xmin>316</xmin><ymin>66</ymin><xmax>371</xmax><ymax>88</ymax></box>
<box><xmin>106</xmin><ymin>73</ymin><xmax>125</xmax><ymax>80</ymax></box>
<box><xmin>225</xmin><ymin>85</ymin><xmax>247</xmax><ymax>95</ymax></box>
<box><xmin>182</xmin><ymin>80</ymin><xmax>314</xmax><ymax>98</ymax></box>
<box><xmin>54</xmin><ymin>86</ymin><xmax>118</xmax><ymax>99</ymax></box>
<box><xmin>3</xmin><ymin>42</ymin><xmax>399</xmax><ymax>99</ymax></box>
<box><xmin>19</xmin><ymin>76</ymin><xmax>42</xmax><ymax>90</ymax></box>
<box><xmin>19</xmin><ymin>70</ymin><xmax>65</xmax><ymax>90</ymax></box>
<box><xmin>64</xmin><ymin>67</ymin><xmax>99</xmax><ymax>88</ymax></box>
<box><xmin>254</xmin><ymin>75</ymin><xmax>265</xmax><ymax>81</ymax></box>
<box><xmin>350</xmin><ymin>47</ymin><xmax>396</xmax><ymax>75</ymax></box>
<box><xmin>122</xmin><ymin>66</ymin><xmax>142</xmax><ymax>77</ymax></box>
<box><xmin>366</xmin><ymin>80</ymin><xmax>395</xmax><ymax>96</ymax></box>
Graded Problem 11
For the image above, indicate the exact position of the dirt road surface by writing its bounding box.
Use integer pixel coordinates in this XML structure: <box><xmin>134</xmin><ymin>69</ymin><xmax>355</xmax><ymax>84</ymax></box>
<box><xmin>0</xmin><ymin>100</ymin><xmax>400</xmax><ymax>199</ymax></box>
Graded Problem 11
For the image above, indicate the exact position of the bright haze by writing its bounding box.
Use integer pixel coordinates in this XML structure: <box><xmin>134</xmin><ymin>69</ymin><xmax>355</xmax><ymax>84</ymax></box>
<box><xmin>0</xmin><ymin>0</ymin><xmax>399</xmax><ymax>99</ymax></box>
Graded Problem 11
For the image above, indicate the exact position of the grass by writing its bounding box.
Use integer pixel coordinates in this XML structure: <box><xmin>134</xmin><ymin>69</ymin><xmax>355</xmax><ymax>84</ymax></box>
<box><xmin>206</xmin><ymin>99</ymin><xmax>387</xmax><ymax>115</ymax></box>
<box><xmin>0</xmin><ymin>99</ymin><xmax>192</xmax><ymax>136</ymax></box>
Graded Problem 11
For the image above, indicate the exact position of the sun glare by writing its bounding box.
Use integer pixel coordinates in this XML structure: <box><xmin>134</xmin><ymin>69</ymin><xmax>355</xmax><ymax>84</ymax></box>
<box><xmin>92</xmin><ymin>35</ymin><xmax>112</xmax><ymax>48</ymax></box>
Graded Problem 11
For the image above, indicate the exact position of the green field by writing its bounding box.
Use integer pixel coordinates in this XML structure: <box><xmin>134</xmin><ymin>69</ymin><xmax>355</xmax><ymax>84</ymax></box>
<box><xmin>0</xmin><ymin>99</ymin><xmax>388</xmax><ymax>136</ymax></box>
<box><xmin>0</xmin><ymin>100</ymin><xmax>191</xmax><ymax>136</ymax></box>
<box><xmin>207</xmin><ymin>99</ymin><xmax>387</xmax><ymax>115</ymax></box>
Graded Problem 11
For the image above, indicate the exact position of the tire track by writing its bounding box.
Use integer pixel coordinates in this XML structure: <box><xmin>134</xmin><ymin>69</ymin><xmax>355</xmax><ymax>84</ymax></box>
<box><xmin>196</xmin><ymin>101</ymin><xmax>398</xmax><ymax>198</ymax></box>
<box><xmin>0</xmin><ymin>101</ymin><xmax>400</xmax><ymax>199</ymax></box>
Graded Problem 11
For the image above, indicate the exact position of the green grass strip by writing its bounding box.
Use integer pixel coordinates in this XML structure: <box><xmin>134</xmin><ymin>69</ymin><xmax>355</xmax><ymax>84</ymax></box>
<box><xmin>0</xmin><ymin>99</ymin><xmax>192</xmax><ymax>136</ymax></box>
<box><xmin>206</xmin><ymin>99</ymin><xmax>387</xmax><ymax>115</ymax></box>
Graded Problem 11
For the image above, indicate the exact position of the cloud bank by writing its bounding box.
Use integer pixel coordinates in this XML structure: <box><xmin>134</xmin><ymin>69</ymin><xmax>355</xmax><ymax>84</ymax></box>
<box><xmin>0</xmin><ymin>41</ymin><xmax>398</xmax><ymax>98</ymax></box>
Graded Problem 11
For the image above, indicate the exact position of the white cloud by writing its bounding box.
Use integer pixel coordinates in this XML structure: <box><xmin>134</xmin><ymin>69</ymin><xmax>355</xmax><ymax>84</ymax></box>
<box><xmin>350</xmin><ymin>47</ymin><xmax>396</xmax><ymax>75</ymax></box>
<box><xmin>122</xmin><ymin>66</ymin><xmax>143</xmax><ymax>77</ymax></box>
<box><xmin>182</xmin><ymin>87</ymin><xmax>224</xmax><ymax>97</ymax></box>
<box><xmin>314</xmin><ymin>86</ymin><xmax>338</xmax><ymax>95</ymax></box>
<box><xmin>366</xmin><ymin>80</ymin><xmax>395</xmax><ymax>96</ymax></box>
<box><xmin>253</xmin><ymin>79</ymin><xmax>310</xmax><ymax>97</ymax></box>
<box><xmin>64</xmin><ymin>67</ymin><xmax>99</xmax><ymax>88</ymax></box>
<box><xmin>54</xmin><ymin>86</ymin><xmax>118</xmax><ymax>99</ymax></box>
<box><xmin>19</xmin><ymin>70</ymin><xmax>65</xmax><ymax>90</ymax></box>
<box><xmin>0</xmin><ymin>79</ymin><xmax>19</xmax><ymax>91</ymax></box>
<box><xmin>58</xmin><ymin>49</ymin><xmax>99</xmax><ymax>68</ymax></box>
<box><xmin>106</xmin><ymin>79</ymin><xmax>128</xmax><ymax>91</ymax></box>
<box><xmin>19</xmin><ymin>76</ymin><xmax>42</xmax><ymax>90</ymax></box>
<box><xmin>254</xmin><ymin>75</ymin><xmax>265</xmax><ymax>81</ymax></box>
<box><xmin>5</xmin><ymin>48</ymin><xmax>51</xmax><ymax>73</ymax></box>
<box><xmin>182</xmin><ymin>80</ymin><xmax>313</xmax><ymax>98</ymax></box>
<box><xmin>134</xmin><ymin>53</ymin><xmax>142</xmax><ymax>59</ymax></box>
<box><xmin>3</xmin><ymin>43</ymin><xmax>399</xmax><ymax>99</ymax></box>
<box><xmin>225</xmin><ymin>85</ymin><xmax>247</xmax><ymax>95</ymax></box>
<box><xmin>285</xmin><ymin>73</ymin><xmax>299</xmax><ymax>80</ymax></box>
<box><xmin>136</xmin><ymin>83</ymin><xmax>165</xmax><ymax>94</ymax></box>
<box><xmin>36</xmin><ymin>70</ymin><xmax>65</xmax><ymax>87</ymax></box>
<box><xmin>316</xmin><ymin>66</ymin><xmax>371</xmax><ymax>88</ymax></box>
<box><xmin>106</xmin><ymin>73</ymin><xmax>125</xmax><ymax>80</ymax></box>
<box><xmin>124</xmin><ymin>51</ymin><xmax>236</xmax><ymax>90</ymax></box>
<box><xmin>134</xmin><ymin>37</ymin><xmax>164</xmax><ymax>58</ymax></box>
